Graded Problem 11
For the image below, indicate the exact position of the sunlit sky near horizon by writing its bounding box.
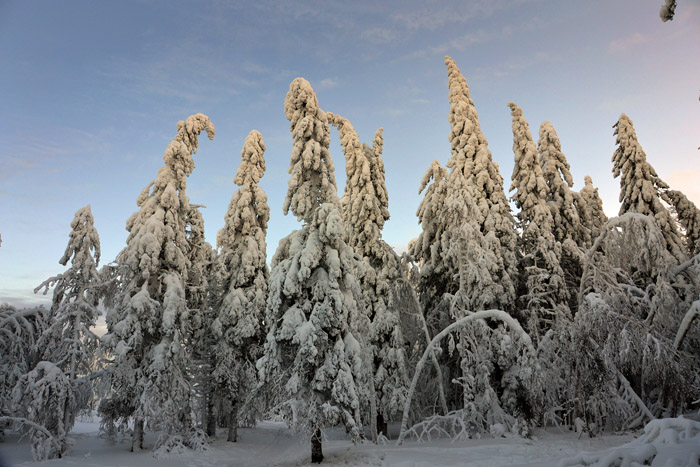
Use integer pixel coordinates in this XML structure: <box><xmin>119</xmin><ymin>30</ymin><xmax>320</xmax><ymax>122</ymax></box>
<box><xmin>1</xmin><ymin>0</ymin><xmax>699</xmax><ymax>308</ymax></box>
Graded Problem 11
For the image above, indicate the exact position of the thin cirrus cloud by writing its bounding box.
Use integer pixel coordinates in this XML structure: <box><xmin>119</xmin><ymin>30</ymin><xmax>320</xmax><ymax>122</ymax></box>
<box><xmin>319</xmin><ymin>78</ymin><xmax>339</xmax><ymax>89</ymax></box>
<box><xmin>390</xmin><ymin>0</ymin><xmax>519</xmax><ymax>30</ymax></box>
<box><xmin>608</xmin><ymin>33</ymin><xmax>647</xmax><ymax>54</ymax></box>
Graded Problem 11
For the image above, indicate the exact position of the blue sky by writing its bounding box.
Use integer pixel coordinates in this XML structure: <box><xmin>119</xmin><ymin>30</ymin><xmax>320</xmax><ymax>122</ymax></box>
<box><xmin>1</xmin><ymin>0</ymin><xmax>699</xmax><ymax>307</ymax></box>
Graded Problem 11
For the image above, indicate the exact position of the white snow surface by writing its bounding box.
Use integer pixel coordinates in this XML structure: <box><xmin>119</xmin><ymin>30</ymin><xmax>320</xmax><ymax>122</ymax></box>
<box><xmin>4</xmin><ymin>416</ymin><xmax>700</xmax><ymax>466</ymax></box>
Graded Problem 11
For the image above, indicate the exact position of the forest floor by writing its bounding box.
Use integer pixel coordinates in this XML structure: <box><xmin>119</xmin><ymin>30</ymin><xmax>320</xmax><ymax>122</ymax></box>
<box><xmin>2</xmin><ymin>416</ymin><xmax>699</xmax><ymax>466</ymax></box>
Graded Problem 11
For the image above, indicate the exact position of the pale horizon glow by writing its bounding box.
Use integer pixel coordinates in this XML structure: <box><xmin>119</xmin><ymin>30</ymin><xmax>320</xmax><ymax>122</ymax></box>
<box><xmin>1</xmin><ymin>0</ymin><xmax>698</xmax><ymax>308</ymax></box>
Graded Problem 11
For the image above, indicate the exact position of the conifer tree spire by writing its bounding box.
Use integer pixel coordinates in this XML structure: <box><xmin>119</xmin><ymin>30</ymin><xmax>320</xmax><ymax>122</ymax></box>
<box><xmin>30</xmin><ymin>205</ymin><xmax>102</xmax><ymax>458</ymax></box>
<box><xmin>508</xmin><ymin>102</ymin><xmax>569</xmax><ymax>335</ymax></box>
<box><xmin>259</xmin><ymin>79</ymin><xmax>364</xmax><ymax>463</ymax></box>
<box><xmin>443</xmin><ymin>55</ymin><xmax>517</xmax><ymax>310</ymax></box>
<box><xmin>283</xmin><ymin>78</ymin><xmax>338</xmax><ymax>223</ymax></box>
<box><xmin>328</xmin><ymin>113</ymin><xmax>390</xmax><ymax>259</ymax></box>
<box><xmin>579</xmin><ymin>175</ymin><xmax>608</xmax><ymax>243</ymax></box>
<box><xmin>612</xmin><ymin>114</ymin><xmax>685</xmax><ymax>261</ymax></box>
<box><xmin>213</xmin><ymin>129</ymin><xmax>269</xmax><ymax>442</ymax></box>
<box><xmin>538</xmin><ymin>121</ymin><xmax>590</xmax><ymax>249</ymax></box>
<box><xmin>102</xmin><ymin>113</ymin><xmax>214</xmax><ymax>453</ymax></box>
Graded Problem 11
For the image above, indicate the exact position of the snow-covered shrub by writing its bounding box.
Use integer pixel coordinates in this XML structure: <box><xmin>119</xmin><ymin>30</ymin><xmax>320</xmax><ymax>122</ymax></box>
<box><xmin>560</xmin><ymin>417</ymin><xmax>700</xmax><ymax>466</ymax></box>
<box><xmin>12</xmin><ymin>361</ymin><xmax>74</xmax><ymax>460</ymax></box>
<box><xmin>0</xmin><ymin>304</ymin><xmax>49</xmax><ymax>442</ymax></box>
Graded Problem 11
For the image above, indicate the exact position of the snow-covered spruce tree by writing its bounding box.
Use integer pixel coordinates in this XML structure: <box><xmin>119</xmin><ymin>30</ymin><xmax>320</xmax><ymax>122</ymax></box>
<box><xmin>29</xmin><ymin>205</ymin><xmax>102</xmax><ymax>451</ymax></box>
<box><xmin>537</xmin><ymin>121</ymin><xmax>588</xmax><ymax>313</ymax></box>
<box><xmin>412</xmin><ymin>59</ymin><xmax>516</xmax><ymax>415</ymax></box>
<box><xmin>0</xmin><ymin>303</ymin><xmax>49</xmax><ymax>444</ymax></box>
<box><xmin>423</xmin><ymin>55</ymin><xmax>516</xmax><ymax>318</ymax></box>
<box><xmin>258</xmin><ymin>78</ymin><xmax>365</xmax><ymax>463</ymax></box>
<box><xmin>212</xmin><ymin>129</ymin><xmax>269</xmax><ymax>442</ymax></box>
<box><xmin>508</xmin><ymin>103</ymin><xmax>570</xmax><ymax>337</ymax></box>
<box><xmin>101</xmin><ymin>113</ymin><xmax>214</xmax><ymax>453</ymax></box>
<box><xmin>328</xmin><ymin>114</ymin><xmax>408</xmax><ymax>438</ymax></box>
<box><xmin>613</xmin><ymin>114</ymin><xmax>686</xmax><ymax>263</ymax></box>
<box><xmin>667</xmin><ymin>189</ymin><xmax>700</xmax><ymax>257</ymax></box>
<box><xmin>538</xmin><ymin>122</ymin><xmax>589</xmax><ymax>250</ymax></box>
<box><xmin>182</xmin><ymin>204</ymin><xmax>217</xmax><ymax>436</ymax></box>
<box><xmin>578</xmin><ymin>175</ymin><xmax>608</xmax><ymax>244</ymax></box>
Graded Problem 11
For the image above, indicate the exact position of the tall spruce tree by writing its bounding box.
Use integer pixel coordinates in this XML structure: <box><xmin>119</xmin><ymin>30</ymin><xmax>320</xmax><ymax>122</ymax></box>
<box><xmin>612</xmin><ymin>114</ymin><xmax>686</xmax><ymax>262</ymax></box>
<box><xmin>413</xmin><ymin>56</ymin><xmax>516</xmax><ymax>335</ymax></box>
<box><xmin>537</xmin><ymin>121</ymin><xmax>588</xmax><ymax>313</ymax></box>
<box><xmin>212</xmin><ymin>129</ymin><xmax>269</xmax><ymax>442</ymax></box>
<box><xmin>102</xmin><ymin>114</ymin><xmax>214</xmax><ymax>452</ymax></box>
<box><xmin>258</xmin><ymin>78</ymin><xmax>365</xmax><ymax>463</ymax></box>
<box><xmin>34</xmin><ymin>206</ymin><xmax>102</xmax><ymax>439</ymax></box>
<box><xmin>508</xmin><ymin>103</ymin><xmax>569</xmax><ymax>336</ymax></box>
<box><xmin>538</xmin><ymin>121</ymin><xmax>590</xmax><ymax>249</ymax></box>
<box><xmin>328</xmin><ymin>114</ymin><xmax>409</xmax><ymax>437</ymax></box>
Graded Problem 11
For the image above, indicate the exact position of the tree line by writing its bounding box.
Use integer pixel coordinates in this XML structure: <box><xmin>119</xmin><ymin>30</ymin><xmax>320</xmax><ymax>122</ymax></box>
<box><xmin>1</xmin><ymin>56</ymin><xmax>698</xmax><ymax>463</ymax></box>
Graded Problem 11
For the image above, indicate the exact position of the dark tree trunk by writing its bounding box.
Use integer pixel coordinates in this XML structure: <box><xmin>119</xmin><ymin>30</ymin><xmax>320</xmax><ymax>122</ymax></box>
<box><xmin>131</xmin><ymin>418</ymin><xmax>144</xmax><ymax>452</ymax></box>
<box><xmin>377</xmin><ymin>412</ymin><xmax>388</xmax><ymax>439</ymax></box>
<box><xmin>311</xmin><ymin>428</ymin><xmax>323</xmax><ymax>463</ymax></box>
<box><xmin>206</xmin><ymin>391</ymin><xmax>217</xmax><ymax>437</ymax></box>
<box><xmin>227</xmin><ymin>401</ymin><xmax>238</xmax><ymax>442</ymax></box>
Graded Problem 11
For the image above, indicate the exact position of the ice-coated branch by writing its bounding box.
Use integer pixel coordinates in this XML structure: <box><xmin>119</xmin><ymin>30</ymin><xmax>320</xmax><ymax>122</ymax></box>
<box><xmin>397</xmin><ymin>309</ymin><xmax>533</xmax><ymax>445</ymax></box>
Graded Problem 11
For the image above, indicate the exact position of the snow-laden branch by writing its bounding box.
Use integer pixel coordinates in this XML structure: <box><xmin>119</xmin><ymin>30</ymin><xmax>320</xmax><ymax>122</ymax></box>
<box><xmin>0</xmin><ymin>416</ymin><xmax>56</xmax><ymax>440</ymax></box>
<box><xmin>674</xmin><ymin>297</ymin><xmax>700</xmax><ymax>350</ymax></box>
<box><xmin>397</xmin><ymin>309</ymin><xmax>533</xmax><ymax>445</ymax></box>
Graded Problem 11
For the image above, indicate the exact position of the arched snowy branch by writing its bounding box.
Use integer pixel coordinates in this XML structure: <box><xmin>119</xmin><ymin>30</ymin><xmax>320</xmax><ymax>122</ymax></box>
<box><xmin>674</xmin><ymin>297</ymin><xmax>700</xmax><ymax>350</ymax></box>
<box><xmin>397</xmin><ymin>309</ymin><xmax>533</xmax><ymax>445</ymax></box>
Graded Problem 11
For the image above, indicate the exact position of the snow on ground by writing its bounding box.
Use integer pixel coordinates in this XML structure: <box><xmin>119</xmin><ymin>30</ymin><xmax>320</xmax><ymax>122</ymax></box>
<box><xmin>2</xmin><ymin>418</ymin><xmax>699</xmax><ymax>466</ymax></box>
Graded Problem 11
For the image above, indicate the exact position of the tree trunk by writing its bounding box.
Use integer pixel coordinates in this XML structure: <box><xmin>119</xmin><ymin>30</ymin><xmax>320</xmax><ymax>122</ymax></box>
<box><xmin>377</xmin><ymin>412</ymin><xmax>388</xmax><ymax>439</ymax></box>
<box><xmin>206</xmin><ymin>390</ymin><xmax>216</xmax><ymax>437</ymax></box>
<box><xmin>311</xmin><ymin>428</ymin><xmax>323</xmax><ymax>463</ymax></box>
<box><xmin>227</xmin><ymin>401</ymin><xmax>238</xmax><ymax>442</ymax></box>
<box><xmin>131</xmin><ymin>418</ymin><xmax>144</xmax><ymax>452</ymax></box>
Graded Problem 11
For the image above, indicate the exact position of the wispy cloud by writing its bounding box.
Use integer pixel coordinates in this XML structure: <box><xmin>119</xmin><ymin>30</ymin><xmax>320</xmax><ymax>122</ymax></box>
<box><xmin>608</xmin><ymin>33</ymin><xmax>647</xmax><ymax>54</ymax></box>
<box><xmin>472</xmin><ymin>51</ymin><xmax>560</xmax><ymax>83</ymax></box>
<box><xmin>399</xmin><ymin>25</ymin><xmax>515</xmax><ymax>61</ymax></box>
<box><xmin>319</xmin><ymin>78</ymin><xmax>339</xmax><ymax>89</ymax></box>
<box><xmin>391</xmin><ymin>0</ymin><xmax>510</xmax><ymax>30</ymax></box>
<box><xmin>0</xmin><ymin>127</ymin><xmax>112</xmax><ymax>181</ymax></box>
<box><xmin>361</xmin><ymin>27</ymin><xmax>400</xmax><ymax>45</ymax></box>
